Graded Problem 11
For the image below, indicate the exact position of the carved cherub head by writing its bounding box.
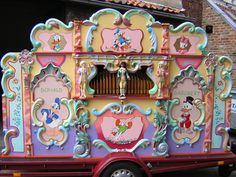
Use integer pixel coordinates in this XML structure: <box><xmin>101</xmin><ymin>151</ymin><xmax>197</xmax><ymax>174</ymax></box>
<box><xmin>120</xmin><ymin>62</ymin><xmax>127</xmax><ymax>68</ymax></box>
<box><xmin>80</xmin><ymin>60</ymin><xmax>87</xmax><ymax>68</ymax></box>
<box><xmin>158</xmin><ymin>61</ymin><xmax>167</xmax><ymax>69</ymax></box>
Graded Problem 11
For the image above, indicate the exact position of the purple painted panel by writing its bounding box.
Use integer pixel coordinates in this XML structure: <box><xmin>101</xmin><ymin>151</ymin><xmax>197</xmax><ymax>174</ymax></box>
<box><xmin>32</xmin><ymin>126</ymin><xmax>76</xmax><ymax>156</ymax></box>
<box><xmin>166</xmin><ymin>126</ymin><xmax>205</xmax><ymax>154</ymax></box>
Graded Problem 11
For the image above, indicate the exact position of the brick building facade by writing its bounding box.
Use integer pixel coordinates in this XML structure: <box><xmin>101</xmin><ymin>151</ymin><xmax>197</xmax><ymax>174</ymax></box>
<box><xmin>183</xmin><ymin>0</ymin><xmax>236</xmax><ymax>89</ymax></box>
<box><xmin>202</xmin><ymin>0</ymin><xmax>236</xmax><ymax>89</ymax></box>
<box><xmin>183</xmin><ymin>0</ymin><xmax>203</xmax><ymax>26</ymax></box>
<box><xmin>160</xmin><ymin>0</ymin><xmax>236</xmax><ymax>88</ymax></box>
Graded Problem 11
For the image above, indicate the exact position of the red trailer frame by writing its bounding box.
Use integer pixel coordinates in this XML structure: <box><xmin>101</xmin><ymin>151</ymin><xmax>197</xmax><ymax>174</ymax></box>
<box><xmin>1</xmin><ymin>151</ymin><xmax>236</xmax><ymax>177</ymax></box>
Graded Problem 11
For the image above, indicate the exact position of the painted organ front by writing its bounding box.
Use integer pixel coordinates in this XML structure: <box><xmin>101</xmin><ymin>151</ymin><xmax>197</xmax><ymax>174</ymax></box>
<box><xmin>1</xmin><ymin>8</ymin><xmax>232</xmax><ymax>159</ymax></box>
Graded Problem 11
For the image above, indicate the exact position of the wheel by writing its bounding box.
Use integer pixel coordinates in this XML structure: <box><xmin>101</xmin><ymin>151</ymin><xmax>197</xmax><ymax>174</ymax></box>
<box><xmin>230</xmin><ymin>141</ymin><xmax>236</xmax><ymax>154</ymax></box>
<box><xmin>100</xmin><ymin>162</ymin><xmax>143</xmax><ymax>177</ymax></box>
<box><xmin>218</xmin><ymin>164</ymin><xmax>234</xmax><ymax>177</ymax></box>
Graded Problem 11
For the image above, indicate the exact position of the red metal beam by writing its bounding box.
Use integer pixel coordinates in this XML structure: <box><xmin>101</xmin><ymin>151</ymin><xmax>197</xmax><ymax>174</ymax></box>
<box><xmin>150</xmin><ymin>158</ymin><xmax>236</xmax><ymax>174</ymax></box>
<box><xmin>0</xmin><ymin>171</ymin><xmax>92</xmax><ymax>177</ymax></box>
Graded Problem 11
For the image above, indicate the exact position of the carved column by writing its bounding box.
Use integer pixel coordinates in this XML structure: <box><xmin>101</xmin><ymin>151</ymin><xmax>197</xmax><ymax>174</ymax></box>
<box><xmin>152</xmin><ymin>100</ymin><xmax>168</xmax><ymax>156</ymax></box>
<box><xmin>204</xmin><ymin>53</ymin><xmax>217</xmax><ymax>152</ymax></box>
<box><xmin>161</xmin><ymin>24</ymin><xmax>169</xmax><ymax>54</ymax></box>
<box><xmin>19</xmin><ymin>49</ymin><xmax>34</xmax><ymax>156</ymax></box>
<box><xmin>73</xmin><ymin>106</ymin><xmax>91</xmax><ymax>158</ymax></box>
<box><xmin>74</xmin><ymin>20</ymin><xmax>83</xmax><ymax>53</ymax></box>
<box><xmin>2</xmin><ymin>96</ymin><xmax>7</xmax><ymax>131</ymax></box>
<box><xmin>74</xmin><ymin>20</ymin><xmax>83</xmax><ymax>96</ymax></box>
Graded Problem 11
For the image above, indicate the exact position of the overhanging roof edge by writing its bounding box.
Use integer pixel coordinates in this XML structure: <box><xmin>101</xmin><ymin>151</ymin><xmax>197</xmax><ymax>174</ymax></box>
<box><xmin>63</xmin><ymin>0</ymin><xmax>195</xmax><ymax>23</ymax></box>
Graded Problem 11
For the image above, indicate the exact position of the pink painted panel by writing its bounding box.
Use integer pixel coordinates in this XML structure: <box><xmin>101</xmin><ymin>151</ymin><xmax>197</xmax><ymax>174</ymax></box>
<box><xmin>36</xmin><ymin>55</ymin><xmax>65</xmax><ymax>67</ymax></box>
<box><xmin>101</xmin><ymin>28</ymin><xmax>143</xmax><ymax>53</ymax></box>
<box><xmin>170</xmin><ymin>36</ymin><xmax>200</xmax><ymax>54</ymax></box>
<box><xmin>176</xmin><ymin>57</ymin><xmax>202</xmax><ymax>69</ymax></box>
<box><xmin>171</xmin><ymin>78</ymin><xmax>203</xmax><ymax>140</ymax></box>
<box><xmin>172</xmin><ymin>79</ymin><xmax>202</xmax><ymax>120</ymax></box>
<box><xmin>38</xmin><ymin>32</ymin><xmax>73</xmax><ymax>52</ymax></box>
<box><xmin>34</xmin><ymin>76</ymin><xmax>69</xmax><ymax>142</ymax></box>
<box><xmin>95</xmin><ymin>110</ymin><xmax>148</xmax><ymax>149</ymax></box>
<box><xmin>101</xmin><ymin>117</ymin><xmax>143</xmax><ymax>144</ymax></box>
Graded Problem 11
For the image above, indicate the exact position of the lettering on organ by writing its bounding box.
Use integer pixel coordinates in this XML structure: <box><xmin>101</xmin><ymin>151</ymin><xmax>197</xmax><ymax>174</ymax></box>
<box><xmin>40</xmin><ymin>88</ymin><xmax>63</xmax><ymax>93</ymax></box>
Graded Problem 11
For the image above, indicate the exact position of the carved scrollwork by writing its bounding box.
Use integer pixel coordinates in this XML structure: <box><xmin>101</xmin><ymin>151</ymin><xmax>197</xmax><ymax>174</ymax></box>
<box><xmin>193</xmin><ymin>99</ymin><xmax>205</xmax><ymax>126</ymax></box>
<box><xmin>169</xmin><ymin>22</ymin><xmax>208</xmax><ymax>54</ymax></box>
<box><xmin>19</xmin><ymin>49</ymin><xmax>34</xmax><ymax>74</ymax></box>
<box><xmin>1</xmin><ymin>128</ymin><xmax>18</xmax><ymax>155</ymax></box>
<box><xmin>31</xmin><ymin>63</ymin><xmax>71</xmax><ymax>92</ymax></box>
<box><xmin>218</xmin><ymin>56</ymin><xmax>232</xmax><ymax>100</ymax></box>
<box><xmin>152</xmin><ymin>100</ymin><xmax>168</xmax><ymax>156</ymax></box>
<box><xmin>84</xmin><ymin>8</ymin><xmax>160</xmax><ymax>53</ymax></box>
<box><xmin>62</xmin><ymin>99</ymin><xmax>88</xmax><ymax>128</ymax></box>
<box><xmin>60</xmin><ymin>99</ymin><xmax>91</xmax><ymax>158</ymax></box>
<box><xmin>217</xmin><ymin>127</ymin><xmax>230</xmax><ymax>152</ymax></box>
<box><xmin>92</xmin><ymin>102</ymin><xmax>152</xmax><ymax>116</ymax></box>
<box><xmin>93</xmin><ymin>139</ymin><xmax>149</xmax><ymax>153</ymax></box>
<box><xmin>170</xmin><ymin>66</ymin><xmax>208</xmax><ymax>94</ymax></box>
<box><xmin>31</xmin><ymin>98</ymin><xmax>44</xmax><ymax>127</ymax></box>
<box><xmin>73</xmin><ymin>109</ymin><xmax>91</xmax><ymax>158</ymax></box>
<box><xmin>1</xmin><ymin>53</ymin><xmax>17</xmax><ymax>99</ymax></box>
<box><xmin>30</xmin><ymin>18</ymin><xmax>73</xmax><ymax>51</ymax></box>
<box><xmin>168</xmin><ymin>97</ymin><xmax>205</xmax><ymax>146</ymax></box>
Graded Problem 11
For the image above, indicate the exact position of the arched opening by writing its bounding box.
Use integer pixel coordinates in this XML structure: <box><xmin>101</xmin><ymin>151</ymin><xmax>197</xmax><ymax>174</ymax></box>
<box><xmin>90</xmin><ymin>65</ymin><xmax>154</xmax><ymax>96</ymax></box>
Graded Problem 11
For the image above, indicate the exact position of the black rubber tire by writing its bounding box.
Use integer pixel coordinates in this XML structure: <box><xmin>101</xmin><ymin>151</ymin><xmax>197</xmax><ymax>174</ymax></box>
<box><xmin>100</xmin><ymin>162</ymin><xmax>143</xmax><ymax>177</ymax></box>
<box><xmin>218</xmin><ymin>165</ymin><xmax>232</xmax><ymax>177</ymax></box>
<box><xmin>231</xmin><ymin>141</ymin><xmax>236</xmax><ymax>154</ymax></box>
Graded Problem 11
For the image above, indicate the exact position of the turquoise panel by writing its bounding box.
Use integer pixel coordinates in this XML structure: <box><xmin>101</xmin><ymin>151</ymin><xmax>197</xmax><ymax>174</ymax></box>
<box><xmin>9</xmin><ymin>62</ymin><xmax>24</xmax><ymax>152</ymax></box>
<box><xmin>212</xmin><ymin>65</ymin><xmax>225</xmax><ymax>148</ymax></box>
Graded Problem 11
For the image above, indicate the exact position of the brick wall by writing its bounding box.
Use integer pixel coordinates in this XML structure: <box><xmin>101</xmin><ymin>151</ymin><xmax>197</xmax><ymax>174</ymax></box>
<box><xmin>202</xmin><ymin>0</ymin><xmax>236</xmax><ymax>88</ymax></box>
<box><xmin>183</xmin><ymin>0</ymin><xmax>203</xmax><ymax>26</ymax></box>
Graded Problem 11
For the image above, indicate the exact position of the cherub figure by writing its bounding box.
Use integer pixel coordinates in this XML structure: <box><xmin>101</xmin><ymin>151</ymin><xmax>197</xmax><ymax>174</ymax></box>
<box><xmin>77</xmin><ymin>61</ymin><xmax>90</xmax><ymax>99</ymax></box>
<box><xmin>156</xmin><ymin>61</ymin><xmax>169</xmax><ymax>97</ymax></box>
<box><xmin>117</xmin><ymin>62</ymin><xmax>130</xmax><ymax>99</ymax></box>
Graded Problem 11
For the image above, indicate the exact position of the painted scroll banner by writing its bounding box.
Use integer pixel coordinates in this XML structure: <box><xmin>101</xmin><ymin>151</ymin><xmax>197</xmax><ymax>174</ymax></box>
<box><xmin>101</xmin><ymin>28</ymin><xmax>143</xmax><ymax>53</ymax></box>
